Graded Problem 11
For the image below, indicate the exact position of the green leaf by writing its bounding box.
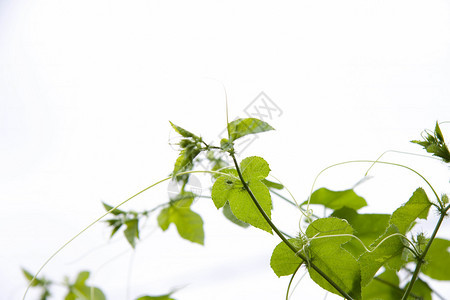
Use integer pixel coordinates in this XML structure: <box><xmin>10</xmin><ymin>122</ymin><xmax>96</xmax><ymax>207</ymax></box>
<box><xmin>358</xmin><ymin>188</ymin><xmax>432</xmax><ymax>286</ymax></box>
<box><xmin>74</xmin><ymin>271</ymin><xmax>89</xmax><ymax>286</ymax></box>
<box><xmin>332</xmin><ymin>207</ymin><xmax>390</xmax><ymax>246</ymax></box>
<box><xmin>332</xmin><ymin>207</ymin><xmax>390</xmax><ymax>257</ymax></box>
<box><xmin>222</xmin><ymin>201</ymin><xmax>249</xmax><ymax>228</ymax></box>
<box><xmin>262</xmin><ymin>178</ymin><xmax>283</xmax><ymax>190</ymax></box>
<box><xmin>157</xmin><ymin>207</ymin><xmax>171</xmax><ymax>231</ymax></box>
<box><xmin>305</xmin><ymin>217</ymin><xmax>362</xmax><ymax>299</ymax></box>
<box><xmin>22</xmin><ymin>269</ymin><xmax>41</xmax><ymax>287</ymax></box>
<box><xmin>211</xmin><ymin>156</ymin><xmax>272</xmax><ymax>233</ymax></box>
<box><xmin>422</xmin><ymin>238</ymin><xmax>450</xmax><ymax>280</ymax></box>
<box><xmin>170</xmin><ymin>191</ymin><xmax>195</xmax><ymax>208</ymax></box>
<box><xmin>109</xmin><ymin>221</ymin><xmax>123</xmax><ymax>238</ymax></box>
<box><xmin>124</xmin><ymin>219</ymin><xmax>140</xmax><ymax>248</ymax></box>
<box><xmin>102</xmin><ymin>202</ymin><xmax>125</xmax><ymax>215</ymax></box>
<box><xmin>411</xmin><ymin>121</ymin><xmax>450</xmax><ymax>163</ymax></box>
<box><xmin>359</xmin><ymin>225</ymin><xmax>406</xmax><ymax>286</ymax></box>
<box><xmin>304</xmin><ymin>188</ymin><xmax>367</xmax><ymax>211</ymax></box>
<box><xmin>390</xmin><ymin>188</ymin><xmax>431</xmax><ymax>234</ymax></box>
<box><xmin>66</xmin><ymin>271</ymin><xmax>106</xmax><ymax>300</ymax></box>
<box><xmin>172</xmin><ymin>147</ymin><xmax>200</xmax><ymax>175</ymax></box>
<box><xmin>157</xmin><ymin>205</ymin><xmax>204</xmax><ymax>245</ymax></box>
<box><xmin>270</xmin><ymin>238</ymin><xmax>304</xmax><ymax>277</ymax></box>
<box><xmin>22</xmin><ymin>268</ymin><xmax>51</xmax><ymax>300</ymax></box>
<box><xmin>227</xmin><ymin>118</ymin><xmax>274</xmax><ymax>142</ymax></box>
<box><xmin>362</xmin><ymin>269</ymin><xmax>403</xmax><ymax>300</ymax></box>
<box><xmin>169</xmin><ymin>121</ymin><xmax>199</xmax><ymax>139</ymax></box>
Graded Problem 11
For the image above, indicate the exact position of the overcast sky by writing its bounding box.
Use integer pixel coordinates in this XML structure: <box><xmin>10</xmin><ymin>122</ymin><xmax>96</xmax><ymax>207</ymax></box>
<box><xmin>1</xmin><ymin>1</ymin><xmax>450</xmax><ymax>299</ymax></box>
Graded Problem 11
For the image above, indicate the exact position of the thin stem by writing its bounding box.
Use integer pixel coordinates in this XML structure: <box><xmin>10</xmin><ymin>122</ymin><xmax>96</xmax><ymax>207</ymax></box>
<box><xmin>286</xmin><ymin>263</ymin><xmax>303</xmax><ymax>300</ymax></box>
<box><xmin>23</xmin><ymin>169</ymin><xmax>232</xmax><ymax>300</ymax></box>
<box><xmin>309</xmin><ymin>160</ymin><xmax>443</xmax><ymax>210</ymax></box>
<box><xmin>269</xmin><ymin>189</ymin><xmax>321</xmax><ymax>221</ymax></box>
<box><xmin>230</xmin><ymin>153</ymin><xmax>353</xmax><ymax>300</ymax></box>
<box><xmin>401</xmin><ymin>204</ymin><xmax>450</xmax><ymax>300</ymax></box>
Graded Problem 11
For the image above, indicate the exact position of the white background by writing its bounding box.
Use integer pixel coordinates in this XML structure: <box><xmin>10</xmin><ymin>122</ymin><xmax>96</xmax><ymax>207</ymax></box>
<box><xmin>1</xmin><ymin>0</ymin><xmax>450</xmax><ymax>299</ymax></box>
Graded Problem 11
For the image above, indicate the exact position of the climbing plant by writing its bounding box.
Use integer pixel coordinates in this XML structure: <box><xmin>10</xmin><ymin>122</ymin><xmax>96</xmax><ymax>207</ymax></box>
<box><xmin>24</xmin><ymin>119</ymin><xmax>450</xmax><ymax>299</ymax></box>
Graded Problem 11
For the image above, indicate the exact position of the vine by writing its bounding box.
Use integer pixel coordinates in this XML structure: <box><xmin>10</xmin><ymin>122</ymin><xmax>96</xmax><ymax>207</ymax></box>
<box><xmin>23</xmin><ymin>120</ymin><xmax>450</xmax><ymax>299</ymax></box>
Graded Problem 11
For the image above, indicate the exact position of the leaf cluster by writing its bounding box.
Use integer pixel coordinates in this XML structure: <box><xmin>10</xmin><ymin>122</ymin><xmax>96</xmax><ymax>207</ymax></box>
<box><xmin>24</xmin><ymin>118</ymin><xmax>450</xmax><ymax>300</ymax></box>
<box><xmin>412</xmin><ymin>122</ymin><xmax>450</xmax><ymax>163</ymax></box>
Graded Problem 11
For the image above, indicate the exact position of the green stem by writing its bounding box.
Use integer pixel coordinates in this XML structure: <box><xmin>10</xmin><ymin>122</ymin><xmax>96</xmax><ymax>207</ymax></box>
<box><xmin>230</xmin><ymin>153</ymin><xmax>353</xmax><ymax>300</ymax></box>
<box><xmin>286</xmin><ymin>262</ymin><xmax>303</xmax><ymax>300</ymax></box>
<box><xmin>311</xmin><ymin>160</ymin><xmax>443</xmax><ymax>209</ymax></box>
<box><xmin>401</xmin><ymin>204</ymin><xmax>450</xmax><ymax>300</ymax></box>
<box><xmin>23</xmin><ymin>169</ymin><xmax>231</xmax><ymax>300</ymax></box>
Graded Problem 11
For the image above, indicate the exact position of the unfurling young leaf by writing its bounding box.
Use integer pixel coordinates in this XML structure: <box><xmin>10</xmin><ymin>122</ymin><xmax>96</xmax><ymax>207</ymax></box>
<box><xmin>211</xmin><ymin>156</ymin><xmax>273</xmax><ymax>233</ymax></box>
<box><xmin>169</xmin><ymin>121</ymin><xmax>199</xmax><ymax>139</ymax></box>
<box><xmin>304</xmin><ymin>188</ymin><xmax>367</xmax><ymax>211</ymax></box>
<box><xmin>412</xmin><ymin>121</ymin><xmax>450</xmax><ymax>163</ymax></box>
<box><xmin>169</xmin><ymin>121</ymin><xmax>203</xmax><ymax>181</ymax></box>
<box><xmin>227</xmin><ymin>118</ymin><xmax>274</xmax><ymax>142</ymax></box>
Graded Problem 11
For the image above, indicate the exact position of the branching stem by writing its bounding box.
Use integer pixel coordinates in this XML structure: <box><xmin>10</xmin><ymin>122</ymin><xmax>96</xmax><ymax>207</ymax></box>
<box><xmin>230</xmin><ymin>152</ymin><xmax>354</xmax><ymax>300</ymax></box>
<box><xmin>401</xmin><ymin>204</ymin><xmax>450</xmax><ymax>300</ymax></box>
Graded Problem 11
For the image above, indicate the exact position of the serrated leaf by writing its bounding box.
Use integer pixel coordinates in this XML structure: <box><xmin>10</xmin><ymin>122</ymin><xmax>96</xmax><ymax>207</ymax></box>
<box><xmin>332</xmin><ymin>207</ymin><xmax>390</xmax><ymax>246</ymax></box>
<box><xmin>124</xmin><ymin>219</ymin><xmax>139</xmax><ymax>248</ymax></box>
<box><xmin>422</xmin><ymin>238</ymin><xmax>450</xmax><ymax>280</ymax></box>
<box><xmin>169</xmin><ymin>121</ymin><xmax>199</xmax><ymax>139</ymax></box>
<box><xmin>157</xmin><ymin>205</ymin><xmax>204</xmax><ymax>245</ymax></box>
<box><xmin>332</xmin><ymin>207</ymin><xmax>390</xmax><ymax>257</ymax></box>
<box><xmin>305</xmin><ymin>218</ymin><xmax>361</xmax><ymax>299</ymax></box>
<box><xmin>359</xmin><ymin>225</ymin><xmax>406</xmax><ymax>286</ymax></box>
<box><xmin>222</xmin><ymin>201</ymin><xmax>249</xmax><ymax>228</ymax></box>
<box><xmin>390</xmin><ymin>188</ymin><xmax>431</xmax><ymax>234</ymax></box>
<box><xmin>212</xmin><ymin>156</ymin><xmax>273</xmax><ymax>233</ymax></box>
<box><xmin>270</xmin><ymin>238</ymin><xmax>304</xmax><ymax>277</ymax></box>
<box><xmin>362</xmin><ymin>269</ymin><xmax>402</xmax><ymax>300</ymax></box>
<box><xmin>227</xmin><ymin>118</ymin><xmax>274</xmax><ymax>142</ymax></box>
<box><xmin>304</xmin><ymin>188</ymin><xmax>367</xmax><ymax>211</ymax></box>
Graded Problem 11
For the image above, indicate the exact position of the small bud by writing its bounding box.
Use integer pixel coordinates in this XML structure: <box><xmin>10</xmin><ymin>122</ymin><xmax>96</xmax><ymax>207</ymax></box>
<box><xmin>442</xmin><ymin>194</ymin><xmax>449</xmax><ymax>205</ymax></box>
